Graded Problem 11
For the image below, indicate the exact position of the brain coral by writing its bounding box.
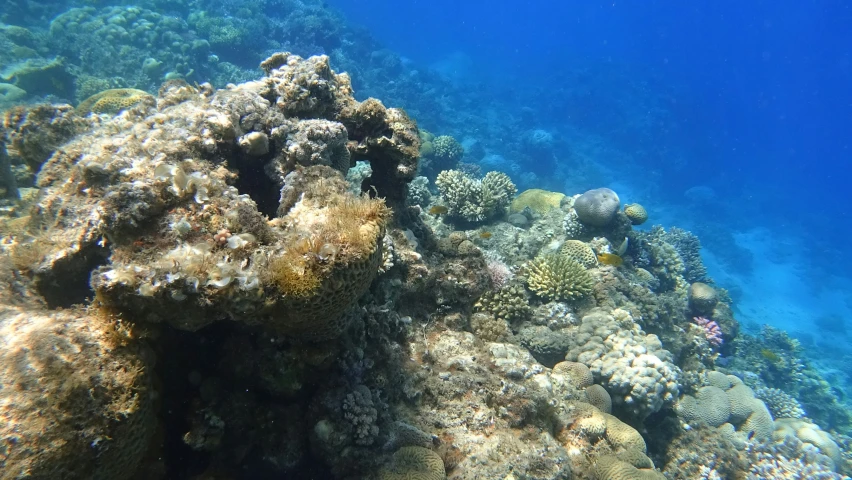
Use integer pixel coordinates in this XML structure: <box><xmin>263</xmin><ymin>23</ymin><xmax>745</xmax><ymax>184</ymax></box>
<box><xmin>0</xmin><ymin>306</ymin><xmax>154</xmax><ymax>479</ymax></box>
<box><xmin>510</xmin><ymin>188</ymin><xmax>565</xmax><ymax>214</ymax></box>
<box><xmin>688</xmin><ymin>282</ymin><xmax>718</xmax><ymax>315</ymax></box>
<box><xmin>553</xmin><ymin>361</ymin><xmax>594</xmax><ymax>388</ymax></box>
<box><xmin>773</xmin><ymin>418</ymin><xmax>841</xmax><ymax>465</ymax></box>
<box><xmin>379</xmin><ymin>446</ymin><xmax>446</xmax><ymax>480</ymax></box>
<box><xmin>525</xmin><ymin>254</ymin><xmax>594</xmax><ymax>303</ymax></box>
<box><xmin>623</xmin><ymin>203</ymin><xmax>648</xmax><ymax>225</ymax></box>
<box><xmin>585</xmin><ymin>384</ymin><xmax>613</xmax><ymax>414</ymax></box>
<box><xmin>676</xmin><ymin>375</ymin><xmax>776</xmax><ymax>442</ymax></box>
<box><xmin>559</xmin><ymin>239</ymin><xmax>598</xmax><ymax>268</ymax></box>
<box><xmin>676</xmin><ymin>385</ymin><xmax>731</xmax><ymax>427</ymax></box>
<box><xmin>76</xmin><ymin>88</ymin><xmax>154</xmax><ymax>115</ymax></box>
<box><xmin>594</xmin><ymin>455</ymin><xmax>665</xmax><ymax>480</ymax></box>
<box><xmin>574</xmin><ymin>188</ymin><xmax>620</xmax><ymax>227</ymax></box>
<box><xmin>435</xmin><ymin>169</ymin><xmax>517</xmax><ymax>222</ymax></box>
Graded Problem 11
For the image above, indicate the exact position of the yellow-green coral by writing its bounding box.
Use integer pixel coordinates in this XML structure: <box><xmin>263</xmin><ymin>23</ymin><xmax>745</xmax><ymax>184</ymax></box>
<box><xmin>474</xmin><ymin>284</ymin><xmax>530</xmax><ymax>323</ymax></box>
<box><xmin>379</xmin><ymin>446</ymin><xmax>446</xmax><ymax>480</ymax></box>
<box><xmin>525</xmin><ymin>254</ymin><xmax>593</xmax><ymax>302</ymax></box>
<box><xmin>265</xmin><ymin>195</ymin><xmax>392</xmax><ymax>338</ymax></box>
<box><xmin>624</xmin><ymin>203</ymin><xmax>648</xmax><ymax>225</ymax></box>
<box><xmin>509</xmin><ymin>188</ymin><xmax>565</xmax><ymax>214</ymax></box>
<box><xmin>76</xmin><ymin>88</ymin><xmax>153</xmax><ymax>115</ymax></box>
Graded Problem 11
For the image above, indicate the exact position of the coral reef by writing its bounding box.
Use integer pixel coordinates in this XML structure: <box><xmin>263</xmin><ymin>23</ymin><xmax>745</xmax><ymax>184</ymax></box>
<box><xmin>0</xmin><ymin>8</ymin><xmax>844</xmax><ymax>477</ymax></box>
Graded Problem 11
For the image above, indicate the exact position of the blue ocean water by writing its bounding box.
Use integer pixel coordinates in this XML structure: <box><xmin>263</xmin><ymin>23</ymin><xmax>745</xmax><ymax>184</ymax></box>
<box><xmin>333</xmin><ymin>0</ymin><xmax>852</xmax><ymax>364</ymax></box>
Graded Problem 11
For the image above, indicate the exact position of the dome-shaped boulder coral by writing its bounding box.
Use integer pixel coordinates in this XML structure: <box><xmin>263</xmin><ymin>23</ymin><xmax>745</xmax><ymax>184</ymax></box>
<box><xmin>0</xmin><ymin>306</ymin><xmax>154</xmax><ymax>480</ymax></box>
<box><xmin>688</xmin><ymin>282</ymin><xmax>718</xmax><ymax>315</ymax></box>
<box><xmin>574</xmin><ymin>188</ymin><xmax>620</xmax><ymax>227</ymax></box>
<box><xmin>623</xmin><ymin>203</ymin><xmax>648</xmax><ymax>225</ymax></box>
<box><xmin>379</xmin><ymin>446</ymin><xmax>446</xmax><ymax>480</ymax></box>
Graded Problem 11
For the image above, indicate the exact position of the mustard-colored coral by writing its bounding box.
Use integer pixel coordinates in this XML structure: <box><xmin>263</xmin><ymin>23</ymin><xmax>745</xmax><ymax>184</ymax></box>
<box><xmin>379</xmin><ymin>446</ymin><xmax>446</xmax><ymax>480</ymax></box>
<box><xmin>510</xmin><ymin>188</ymin><xmax>565</xmax><ymax>214</ymax></box>
<box><xmin>76</xmin><ymin>88</ymin><xmax>153</xmax><ymax>115</ymax></box>
<box><xmin>525</xmin><ymin>254</ymin><xmax>593</xmax><ymax>303</ymax></box>
<box><xmin>594</xmin><ymin>455</ymin><xmax>665</xmax><ymax>480</ymax></box>
<box><xmin>559</xmin><ymin>240</ymin><xmax>598</xmax><ymax>268</ymax></box>
<box><xmin>624</xmin><ymin>203</ymin><xmax>648</xmax><ymax>225</ymax></box>
<box><xmin>265</xmin><ymin>195</ymin><xmax>392</xmax><ymax>338</ymax></box>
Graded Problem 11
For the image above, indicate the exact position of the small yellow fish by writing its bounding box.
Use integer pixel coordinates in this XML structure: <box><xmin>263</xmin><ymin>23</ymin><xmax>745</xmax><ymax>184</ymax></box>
<box><xmin>479</xmin><ymin>231</ymin><xmax>492</xmax><ymax>239</ymax></box>
<box><xmin>761</xmin><ymin>348</ymin><xmax>780</xmax><ymax>363</ymax></box>
<box><xmin>428</xmin><ymin>205</ymin><xmax>448</xmax><ymax>215</ymax></box>
<box><xmin>597</xmin><ymin>253</ymin><xmax>623</xmax><ymax>266</ymax></box>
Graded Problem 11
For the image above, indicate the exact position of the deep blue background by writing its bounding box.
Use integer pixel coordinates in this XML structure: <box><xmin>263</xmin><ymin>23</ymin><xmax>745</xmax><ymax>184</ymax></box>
<box><xmin>332</xmin><ymin>0</ymin><xmax>852</xmax><ymax>240</ymax></box>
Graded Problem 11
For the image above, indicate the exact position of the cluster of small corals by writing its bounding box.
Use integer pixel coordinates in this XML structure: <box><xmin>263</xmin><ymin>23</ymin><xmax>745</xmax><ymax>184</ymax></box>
<box><xmin>746</xmin><ymin>436</ymin><xmax>843</xmax><ymax>479</ymax></box>
<box><xmin>755</xmin><ymin>387</ymin><xmax>806</xmax><ymax>419</ymax></box>
<box><xmin>694</xmin><ymin>316</ymin><xmax>723</xmax><ymax>347</ymax></box>
<box><xmin>342</xmin><ymin>385</ymin><xmax>380</xmax><ymax>446</ymax></box>
<box><xmin>533</xmin><ymin>301</ymin><xmax>577</xmax><ymax>329</ymax></box>
<box><xmin>698</xmin><ymin>466</ymin><xmax>723</xmax><ymax>480</ymax></box>
<box><xmin>562</xmin><ymin>210</ymin><xmax>587</xmax><ymax>239</ymax></box>
<box><xmin>213</xmin><ymin>228</ymin><xmax>231</xmax><ymax>245</ymax></box>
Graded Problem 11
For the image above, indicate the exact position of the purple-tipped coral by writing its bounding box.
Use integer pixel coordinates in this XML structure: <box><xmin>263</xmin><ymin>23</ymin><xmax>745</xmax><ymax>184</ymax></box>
<box><xmin>694</xmin><ymin>316</ymin><xmax>723</xmax><ymax>347</ymax></box>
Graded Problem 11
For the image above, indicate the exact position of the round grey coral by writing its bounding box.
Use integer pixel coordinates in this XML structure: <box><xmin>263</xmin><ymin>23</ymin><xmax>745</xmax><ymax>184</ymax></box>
<box><xmin>573</xmin><ymin>188</ymin><xmax>620</xmax><ymax>227</ymax></box>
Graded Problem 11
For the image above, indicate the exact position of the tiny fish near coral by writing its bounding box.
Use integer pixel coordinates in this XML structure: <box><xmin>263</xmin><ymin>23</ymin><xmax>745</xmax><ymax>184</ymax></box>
<box><xmin>596</xmin><ymin>253</ymin><xmax>623</xmax><ymax>267</ymax></box>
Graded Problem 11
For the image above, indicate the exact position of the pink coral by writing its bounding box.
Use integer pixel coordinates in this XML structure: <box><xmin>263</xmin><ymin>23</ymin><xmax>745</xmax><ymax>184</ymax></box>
<box><xmin>693</xmin><ymin>316</ymin><xmax>723</xmax><ymax>347</ymax></box>
<box><xmin>485</xmin><ymin>257</ymin><xmax>514</xmax><ymax>289</ymax></box>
